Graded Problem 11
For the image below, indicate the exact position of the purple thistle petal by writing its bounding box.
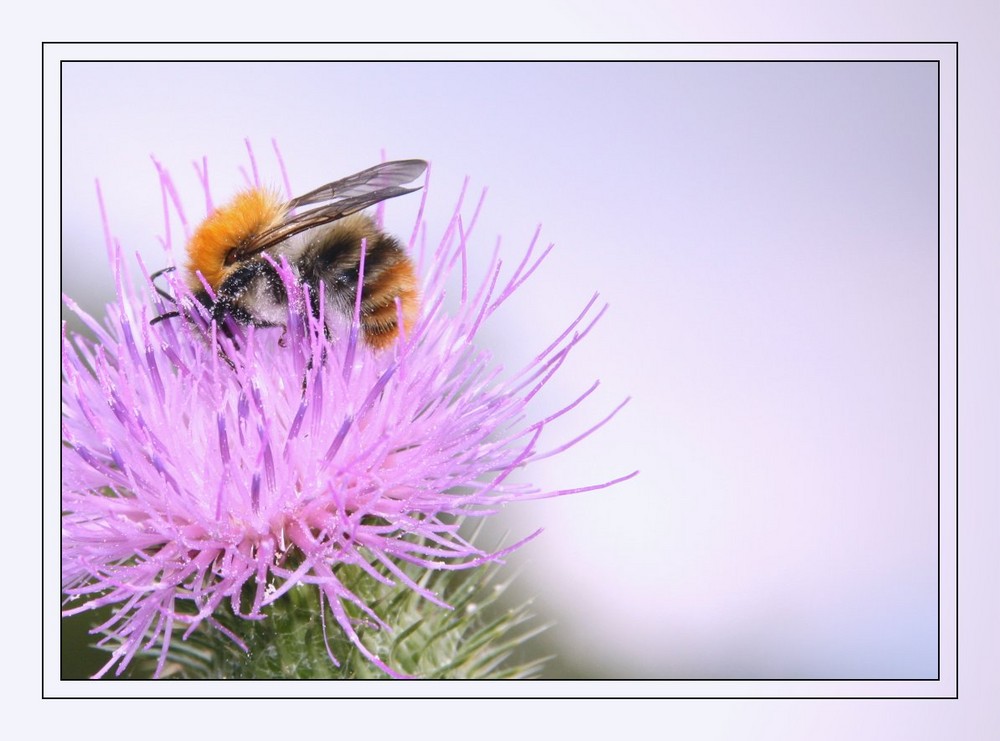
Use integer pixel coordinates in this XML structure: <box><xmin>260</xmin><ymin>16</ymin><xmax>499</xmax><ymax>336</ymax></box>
<box><xmin>193</xmin><ymin>155</ymin><xmax>213</xmax><ymax>214</ymax></box>
<box><xmin>271</xmin><ymin>138</ymin><xmax>293</xmax><ymax>201</ymax></box>
<box><xmin>244</xmin><ymin>137</ymin><xmax>261</xmax><ymax>188</ymax></box>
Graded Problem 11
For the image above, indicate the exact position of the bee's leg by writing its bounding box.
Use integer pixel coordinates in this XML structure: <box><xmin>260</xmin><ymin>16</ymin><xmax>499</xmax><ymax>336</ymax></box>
<box><xmin>217</xmin><ymin>346</ymin><xmax>238</xmax><ymax>372</ymax></box>
<box><xmin>213</xmin><ymin>329</ymin><xmax>240</xmax><ymax>372</ymax></box>
<box><xmin>208</xmin><ymin>301</ymin><xmax>251</xmax><ymax>374</ymax></box>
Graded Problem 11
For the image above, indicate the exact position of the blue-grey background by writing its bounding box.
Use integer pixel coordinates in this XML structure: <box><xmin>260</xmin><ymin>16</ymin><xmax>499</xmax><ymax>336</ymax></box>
<box><xmin>62</xmin><ymin>61</ymin><xmax>939</xmax><ymax>679</ymax></box>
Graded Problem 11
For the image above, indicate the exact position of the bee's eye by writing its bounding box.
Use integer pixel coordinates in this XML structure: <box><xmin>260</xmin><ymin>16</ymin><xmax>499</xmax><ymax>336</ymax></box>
<box><xmin>224</xmin><ymin>249</ymin><xmax>237</xmax><ymax>266</ymax></box>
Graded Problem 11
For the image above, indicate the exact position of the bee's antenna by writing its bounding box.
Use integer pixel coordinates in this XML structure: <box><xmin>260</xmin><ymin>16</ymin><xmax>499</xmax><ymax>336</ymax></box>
<box><xmin>150</xmin><ymin>310</ymin><xmax>181</xmax><ymax>325</ymax></box>
<box><xmin>150</xmin><ymin>266</ymin><xmax>178</xmax><ymax>303</ymax></box>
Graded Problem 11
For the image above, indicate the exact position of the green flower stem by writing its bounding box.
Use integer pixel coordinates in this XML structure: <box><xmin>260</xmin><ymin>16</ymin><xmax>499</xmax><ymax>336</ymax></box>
<box><xmin>127</xmin><ymin>558</ymin><xmax>549</xmax><ymax>679</ymax></box>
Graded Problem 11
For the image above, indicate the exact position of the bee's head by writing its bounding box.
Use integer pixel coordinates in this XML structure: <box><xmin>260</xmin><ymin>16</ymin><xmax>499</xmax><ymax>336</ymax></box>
<box><xmin>185</xmin><ymin>187</ymin><xmax>286</xmax><ymax>292</ymax></box>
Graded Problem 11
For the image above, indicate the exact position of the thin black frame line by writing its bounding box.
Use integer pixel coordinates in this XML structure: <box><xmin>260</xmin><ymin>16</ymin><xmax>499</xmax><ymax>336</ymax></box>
<box><xmin>43</xmin><ymin>40</ymin><xmax>960</xmax><ymax>47</ymax></box>
<box><xmin>51</xmin><ymin>56</ymin><xmax>953</xmax><ymax>690</ymax></box>
<box><xmin>46</xmin><ymin>693</ymin><xmax>963</xmax><ymax>701</ymax></box>
<box><xmin>50</xmin><ymin>52</ymin><xmax>957</xmax><ymax>698</ymax></box>
<box><xmin>953</xmin><ymin>43</ymin><xmax>960</xmax><ymax>700</ymax></box>
<box><xmin>936</xmin><ymin>58</ymin><xmax>942</xmax><ymax>684</ymax></box>
<box><xmin>56</xmin><ymin>58</ymin><xmax>948</xmax><ymax>64</ymax></box>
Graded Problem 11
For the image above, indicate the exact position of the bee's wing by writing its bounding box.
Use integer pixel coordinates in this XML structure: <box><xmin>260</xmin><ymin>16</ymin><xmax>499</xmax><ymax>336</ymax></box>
<box><xmin>286</xmin><ymin>159</ymin><xmax>428</xmax><ymax>210</ymax></box>
<box><xmin>240</xmin><ymin>185</ymin><xmax>421</xmax><ymax>259</ymax></box>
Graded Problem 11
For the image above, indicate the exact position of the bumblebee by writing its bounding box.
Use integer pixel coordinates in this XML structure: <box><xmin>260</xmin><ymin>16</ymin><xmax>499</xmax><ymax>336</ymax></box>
<box><xmin>154</xmin><ymin>159</ymin><xmax>427</xmax><ymax>349</ymax></box>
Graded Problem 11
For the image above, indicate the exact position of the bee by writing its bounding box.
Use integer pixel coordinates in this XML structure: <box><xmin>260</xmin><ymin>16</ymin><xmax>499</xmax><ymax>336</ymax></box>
<box><xmin>153</xmin><ymin>159</ymin><xmax>427</xmax><ymax>350</ymax></box>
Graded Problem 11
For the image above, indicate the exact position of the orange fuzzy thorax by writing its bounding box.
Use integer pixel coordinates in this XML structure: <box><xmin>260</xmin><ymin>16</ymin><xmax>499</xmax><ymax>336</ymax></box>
<box><xmin>185</xmin><ymin>188</ymin><xmax>286</xmax><ymax>291</ymax></box>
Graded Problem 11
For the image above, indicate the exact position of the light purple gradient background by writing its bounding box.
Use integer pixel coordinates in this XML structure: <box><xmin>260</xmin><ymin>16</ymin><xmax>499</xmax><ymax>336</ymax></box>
<box><xmin>62</xmin><ymin>61</ymin><xmax>940</xmax><ymax>680</ymax></box>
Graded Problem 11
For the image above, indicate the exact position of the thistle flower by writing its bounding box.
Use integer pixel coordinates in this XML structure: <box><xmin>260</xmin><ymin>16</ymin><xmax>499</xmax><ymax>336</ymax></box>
<box><xmin>61</xmin><ymin>146</ymin><xmax>635</xmax><ymax>679</ymax></box>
